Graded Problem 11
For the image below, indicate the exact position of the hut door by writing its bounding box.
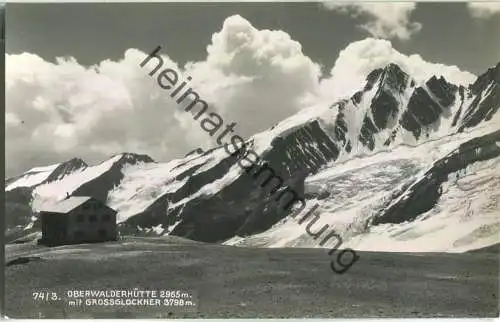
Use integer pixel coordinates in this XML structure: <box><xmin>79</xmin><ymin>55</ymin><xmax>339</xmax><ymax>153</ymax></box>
<box><xmin>55</xmin><ymin>217</ymin><xmax>67</xmax><ymax>242</ymax></box>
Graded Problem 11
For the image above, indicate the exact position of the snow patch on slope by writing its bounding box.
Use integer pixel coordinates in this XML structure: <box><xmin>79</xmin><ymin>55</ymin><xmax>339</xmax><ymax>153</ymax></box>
<box><xmin>6</xmin><ymin>163</ymin><xmax>61</xmax><ymax>191</ymax></box>
<box><xmin>170</xmin><ymin>162</ymin><xmax>244</xmax><ymax>209</ymax></box>
<box><xmin>31</xmin><ymin>155</ymin><xmax>123</xmax><ymax>211</ymax></box>
<box><xmin>345</xmin><ymin>157</ymin><xmax>500</xmax><ymax>252</ymax></box>
<box><xmin>7</xmin><ymin>172</ymin><xmax>53</xmax><ymax>192</ymax></box>
<box><xmin>224</xmin><ymin>123</ymin><xmax>500</xmax><ymax>253</ymax></box>
<box><xmin>26</xmin><ymin>163</ymin><xmax>61</xmax><ymax>173</ymax></box>
<box><xmin>251</xmin><ymin>102</ymin><xmax>336</xmax><ymax>155</ymax></box>
<box><xmin>108</xmin><ymin>159</ymin><xmax>189</xmax><ymax>223</ymax></box>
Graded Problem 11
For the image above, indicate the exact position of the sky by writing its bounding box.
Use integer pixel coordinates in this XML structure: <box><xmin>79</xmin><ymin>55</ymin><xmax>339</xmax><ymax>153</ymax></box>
<box><xmin>5</xmin><ymin>2</ymin><xmax>500</xmax><ymax>177</ymax></box>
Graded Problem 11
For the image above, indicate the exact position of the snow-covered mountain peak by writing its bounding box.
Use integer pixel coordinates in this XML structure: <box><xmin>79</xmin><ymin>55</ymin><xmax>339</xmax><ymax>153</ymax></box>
<box><xmin>110</xmin><ymin>152</ymin><xmax>156</xmax><ymax>164</ymax></box>
<box><xmin>378</xmin><ymin>63</ymin><xmax>412</xmax><ymax>93</ymax></box>
<box><xmin>247</xmin><ymin>61</ymin><xmax>496</xmax><ymax>169</ymax></box>
<box><xmin>471</xmin><ymin>62</ymin><xmax>500</xmax><ymax>93</ymax></box>
<box><xmin>5</xmin><ymin>157</ymin><xmax>88</xmax><ymax>192</ymax></box>
<box><xmin>29</xmin><ymin>152</ymin><xmax>156</xmax><ymax>211</ymax></box>
<box><xmin>321</xmin><ymin>38</ymin><xmax>476</xmax><ymax>103</ymax></box>
<box><xmin>5</xmin><ymin>60</ymin><xmax>499</xmax><ymax>254</ymax></box>
<box><xmin>25</xmin><ymin>163</ymin><xmax>61</xmax><ymax>175</ymax></box>
<box><xmin>45</xmin><ymin>158</ymin><xmax>88</xmax><ymax>181</ymax></box>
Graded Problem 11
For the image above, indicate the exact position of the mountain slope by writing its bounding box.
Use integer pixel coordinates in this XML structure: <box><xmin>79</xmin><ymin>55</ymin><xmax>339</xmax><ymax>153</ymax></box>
<box><xmin>5</xmin><ymin>158</ymin><xmax>88</xmax><ymax>239</ymax></box>
<box><xmin>4</xmin><ymin>153</ymin><xmax>154</xmax><ymax>241</ymax></box>
<box><xmin>6</xmin><ymin>158</ymin><xmax>87</xmax><ymax>192</ymax></box>
<box><xmin>122</xmin><ymin>62</ymin><xmax>499</xmax><ymax>243</ymax></box>
<box><xmin>31</xmin><ymin>153</ymin><xmax>154</xmax><ymax>210</ymax></box>
<box><xmin>225</xmin><ymin>124</ymin><xmax>499</xmax><ymax>252</ymax></box>
<box><xmin>458</xmin><ymin>63</ymin><xmax>500</xmax><ymax>131</ymax></box>
<box><xmin>5</xmin><ymin>62</ymin><xmax>500</xmax><ymax>252</ymax></box>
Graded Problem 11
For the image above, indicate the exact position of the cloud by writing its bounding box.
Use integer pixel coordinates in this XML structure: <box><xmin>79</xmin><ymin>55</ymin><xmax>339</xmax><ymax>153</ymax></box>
<box><xmin>185</xmin><ymin>15</ymin><xmax>322</xmax><ymax>137</ymax></box>
<box><xmin>5</xmin><ymin>15</ymin><xmax>479</xmax><ymax>177</ymax></box>
<box><xmin>467</xmin><ymin>2</ymin><xmax>500</xmax><ymax>19</ymax></box>
<box><xmin>322</xmin><ymin>2</ymin><xmax>421</xmax><ymax>40</ymax></box>
<box><xmin>5</xmin><ymin>15</ymin><xmax>322</xmax><ymax>176</ymax></box>
<box><xmin>319</xmin><ymin>38</ymin><xmax>476</xmax><ymax>101</ymax></box>
<box><xmin>5</xmin><ymin>51</ymin><xmax>213</xmax><ymax>176</ymax></box>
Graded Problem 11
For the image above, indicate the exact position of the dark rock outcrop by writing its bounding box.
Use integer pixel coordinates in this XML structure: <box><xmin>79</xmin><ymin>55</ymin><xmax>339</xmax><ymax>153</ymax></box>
<box><xmin>71</xmin><ymin>153</ymin><xmax>154</xmax><ymax>202</ymax></box>
<box><xmin>372</xmin><ymin>129</ymin><xmax>500</xmax><ymax>225</ymax></box>
<box><xmin>459</xmin><ymin>63</ymin><xmax>500</xmax><ymax>131</ymax></box>
<box><xmin>6</xmin><ymin>62</ymin><xmax>500</xmax><ymax>246</ymax></box>
<box><xmin>124</xmin><ymin>120</ymin><xmax>339</xmax><ymax>242</ymax></box>
<box><xmin>6</xmin><ymin>256</ymin><xmax>43</xmax><ymax>267</ymax></box>
<box><xmin>44</xmin><ymin>158</ymin><xmax>88</xmax><ymax>183</ymax></box>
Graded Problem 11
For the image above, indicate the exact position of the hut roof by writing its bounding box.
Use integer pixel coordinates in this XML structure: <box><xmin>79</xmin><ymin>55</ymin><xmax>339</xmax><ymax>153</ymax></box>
<box><xmin>40</xmin><ymin>196</ymin><xmax>93</xmax><ymax>214</ymax></box>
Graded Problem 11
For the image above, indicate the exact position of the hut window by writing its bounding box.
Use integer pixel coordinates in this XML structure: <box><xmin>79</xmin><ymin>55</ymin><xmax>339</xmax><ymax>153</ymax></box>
<box><xmin>102</xmin><ymin>214</ymin><xmax>111</xmax><ymax>222</ymax></box>
<box><xmin>89</xmin><ymin>215</ymin><xmax>97</xmax><ymax>222</ymax></box>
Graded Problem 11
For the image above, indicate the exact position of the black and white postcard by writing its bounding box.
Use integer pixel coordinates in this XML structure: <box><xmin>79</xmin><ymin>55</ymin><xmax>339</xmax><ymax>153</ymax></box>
<box><xmin>3</xmin><ymin>1</ymin><xmax>500</xmax><ymax>318</ymax></box>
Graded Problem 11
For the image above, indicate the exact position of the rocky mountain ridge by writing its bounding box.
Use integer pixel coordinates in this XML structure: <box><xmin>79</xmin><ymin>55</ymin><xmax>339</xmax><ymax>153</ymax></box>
<box><xmin>5</xmin><ymin>62</ymin><xmax>500</xmax><ymax>251</ymax></box>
